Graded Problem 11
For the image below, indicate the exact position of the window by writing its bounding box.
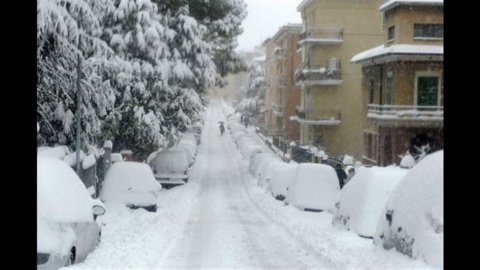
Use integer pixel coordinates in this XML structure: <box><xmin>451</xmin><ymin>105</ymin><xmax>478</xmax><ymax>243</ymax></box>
<box><xmin>368</xmin><ymin>79</ymin><xmax>375</xmax><ymax>104</ymax></box>
<box><xmin>387</xmin><ymin>26</ymin><xmax>395</xmax><ymax>41</ymax></box>
<box><xmin>415</xmin><ymin>72</ymin><xmax>440</xmax><ymax>106</ymax></box>
<box><xmin>386</xmin><ymin>75</ymin><xmax>394</xmax><ymax>105</ymax></box>
<box><xmin>414</xmin><ymin>24</ymin><xmax>443</xmax><ymax>39</ymax></box>
<box><xmin>306</xmin><ymin>13</ymin><xmax>314</xmax><ymax>31</ymax></box>
<box><xmin>363</xmin><ymin>132</ymin><xmax>378</xmax><ymax>162</ymax></box>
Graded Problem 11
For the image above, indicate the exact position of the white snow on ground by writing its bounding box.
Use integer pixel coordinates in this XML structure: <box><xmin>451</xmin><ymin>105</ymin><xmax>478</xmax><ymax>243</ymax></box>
<box><xmin>65</xmin><ymin>98</ymin><xmax>437</xmax><ymax>269</ymax></box>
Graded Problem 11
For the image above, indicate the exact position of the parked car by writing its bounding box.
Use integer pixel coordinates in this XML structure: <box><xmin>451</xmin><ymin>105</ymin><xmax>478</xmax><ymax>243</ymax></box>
<box><xmin>172</xmin><ymin>145</ymin><xmax>195</xmax><ymax>167</ymax></box>
<box><xmin>99</xmin><ymin>162</ymin><xmax>162</xmax><ymax>212</ymax></box>
<box><xmin>332</xmin><ymin>166</ymin><xmax>408</xmax><ymax>238</ymax></box>
<box><xmin>267</xmin><ymin>163</ymin><xmax>298</xmax><ymax>201</ymax></box>
<box><xmin>285</xmin><ymin>163</ymin><xmax>340</xmax><ymax>212</ymax></box>
<box><xmin>374</xmin><ymin>151</ymin><xmax>443</xmax><ymax>267</ymax></box>
<box><xmin>37</xmin><ymin>157</ymin><xmax>105</xmax><ymax>270</ymax></box>
<box><xmin>153</xmin><ymin>149</ymin><xmax>189</xmax><ymax>186</ymax></box>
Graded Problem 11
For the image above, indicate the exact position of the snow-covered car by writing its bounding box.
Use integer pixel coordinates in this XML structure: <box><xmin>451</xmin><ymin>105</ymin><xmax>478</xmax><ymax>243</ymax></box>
<box><xmin>285</xmin><ymin>163</ymin><xmax>340</xmax><ymax>212</ymax></box>
<box><xmin>249</xmin><ymin>153</ymin><xmax>278</xmax><ymax>176</ymax></box>
<box><xmin>332</xmin><ymin>166</ymin><xmax>409</xmax><ymax>238</ymax></box>
<box><xmin>99</xmin><ymin>162</ymin><xmax>162</xmax><ymax>212</ymax></box>
<box><xmin>257</xmin><ymin>160</ymin><xmax>284</xmax><ymax>188</ymax></box>
<box><xmin>267</xmin><ymin>163</ymin><xmax>298</xmax><ymax>201</ymax></box>
<box><xmin>374</xmin><ymin>150</ymin><xmax>443</xmax><ymax>267</ymax></box>
<box><xmin>153</xmin><ymin>149</ymin><xmax>189</xmax><ymax>186</ymax></box>
<box><xmin>172</xmin><ymin>145</ymin><xmax>195</xmax><ymax>167</ymax></box>
<box><xmin>239</xmin><ymin>141</ymin><xmax>263</xmax><ymax>160</ymax></box>
<box><xmin>232</xmin><ymin>130</ymin><xmax>248</xmax><ymax>143</ymax></box>
<box><xmin>37</xmin><ymin>157</ymin><xmax>106</xmax><ymax>269</ymax></box>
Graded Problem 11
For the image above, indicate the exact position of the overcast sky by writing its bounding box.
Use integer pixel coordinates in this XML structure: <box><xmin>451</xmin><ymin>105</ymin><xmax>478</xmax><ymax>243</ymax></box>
<box><xmin>236</xmin><ymin>0</ymin><xmax>302</xmax><ymax>52</ymax></box>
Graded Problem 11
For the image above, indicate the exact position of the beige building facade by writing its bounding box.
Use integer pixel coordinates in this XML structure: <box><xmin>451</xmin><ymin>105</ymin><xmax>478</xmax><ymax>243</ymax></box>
<box><xmin>294</xmin><ymin>0</ymin><xmax>384</xmax><ymax>160</ymax></box>
<box><xmin>352</xmin><ymin>0</ymin><xmax>444</xmax><ymax>166</ymax></box>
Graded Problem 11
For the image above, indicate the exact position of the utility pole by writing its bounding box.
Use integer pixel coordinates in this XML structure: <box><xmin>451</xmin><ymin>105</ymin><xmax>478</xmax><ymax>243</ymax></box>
<box><xmin>76</xmin><ymin>54</ymin><xmax>82</xmax><ymax>175</ymax></box>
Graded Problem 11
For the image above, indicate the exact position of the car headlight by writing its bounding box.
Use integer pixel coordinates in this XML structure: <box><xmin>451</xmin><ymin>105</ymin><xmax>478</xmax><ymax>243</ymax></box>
<box><xmin>37</xmin><ymin>253</ymin><xmax>50</xmax><ymax>265</ymax></box>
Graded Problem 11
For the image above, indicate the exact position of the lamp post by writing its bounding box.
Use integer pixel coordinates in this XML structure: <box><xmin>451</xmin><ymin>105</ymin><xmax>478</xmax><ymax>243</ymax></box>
<box><xmin>76</xmin><ymin>54</ymin><xmax>82</xmax><ymax>175</ymax></box>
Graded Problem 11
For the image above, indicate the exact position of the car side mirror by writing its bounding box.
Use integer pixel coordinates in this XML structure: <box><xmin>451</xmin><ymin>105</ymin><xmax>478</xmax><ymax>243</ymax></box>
<box><xmin>92</xmin><ymin>205</ymin><xmax>106</xmax><ymax>216</ymax></box>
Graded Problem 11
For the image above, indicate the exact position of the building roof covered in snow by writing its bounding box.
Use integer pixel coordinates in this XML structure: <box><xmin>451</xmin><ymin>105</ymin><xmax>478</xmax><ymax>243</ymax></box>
<box><xmin>351</xmin><ymin>44</ymin><xmax>443</xmax><ymax>64</ymax></box>
<box><xmin>379</xmin><ymin>0</ymin><xmax>443</xmax><ymax>12</ymax></box>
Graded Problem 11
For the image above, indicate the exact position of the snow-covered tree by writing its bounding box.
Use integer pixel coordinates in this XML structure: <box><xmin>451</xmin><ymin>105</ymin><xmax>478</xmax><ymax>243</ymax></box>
<box><xmin>236</xmin><ymin>60</ymin><xmax>265</xmax><ymax>117</ymax></box>
<box><xmin>155</xmin><ymin>0</ymin><xmax>248</xmax><ymax>77</ymax></box>
<box><xmin>37</xmin><ymin>0</ymin><xmax>114</xmax><ymax>150</ymax></box>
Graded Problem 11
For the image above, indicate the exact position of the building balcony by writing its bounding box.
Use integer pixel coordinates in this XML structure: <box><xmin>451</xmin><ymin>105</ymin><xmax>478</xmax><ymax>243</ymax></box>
<box><xmin>295</xmin><ymin>59</ymin><xmax>342</xmax><ymax>87</ymax></box>
<box><xmin>290</xmin><ymin>108</ymin><xmax>341</xmax><ymax>126</ymax></box>
<box><xmin>298</xmin><ymin>27</ymin><xmax>343</xmax><ymax>49</ymax></box>
<box><xmin>273</xmin><ymin>47</ymin><xmax>287</xmax><ymax>60</ymax></box>
<box><xmin>367</xmin><ymin>104</ymin><xmax>444</xmax><ymax>127</ymax></box>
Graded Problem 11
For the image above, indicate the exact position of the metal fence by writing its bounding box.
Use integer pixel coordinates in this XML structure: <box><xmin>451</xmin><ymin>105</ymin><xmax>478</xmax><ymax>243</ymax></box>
<box><xmin>291</xmin><ymin>146</ymin><xmax>314</xmax><ymax>163</ymax></box>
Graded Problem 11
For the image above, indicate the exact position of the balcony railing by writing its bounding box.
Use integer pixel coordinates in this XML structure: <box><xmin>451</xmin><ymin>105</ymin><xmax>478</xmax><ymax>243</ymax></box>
<box><xmin>295</xmin><ymin>59</ymin><xmax>342</xmax><ymax>86</ymax></box>
<box><xmin>298</xmin><ymin>27</ymin><xmax>343</xmax><ymax>48</ymax></box>
<box><xmin>367</xmin><ymin>104</ymin><xmax>444</xmax><ymax>126</ymax></box>
<box><xmin>274</xmin><ymin>47</ymin><xmax>287</xmax><ymax>60</ymax></box>
<box><xmin>292</xmin><ymin>108</ymin><xmax>341</xmax><ymax>126</ymax></box>
<box><xmin>295</xmin><ymin>106</ymin><xmax>306</xmax><ymax>119</ymax></box>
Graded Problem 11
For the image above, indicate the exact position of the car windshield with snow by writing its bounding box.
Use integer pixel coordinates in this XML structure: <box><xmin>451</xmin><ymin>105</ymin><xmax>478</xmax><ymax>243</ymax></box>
<box><xmin>100</xmin><ymin>161</ymin><xmax>162</xmax><ymax>212</ymax></box>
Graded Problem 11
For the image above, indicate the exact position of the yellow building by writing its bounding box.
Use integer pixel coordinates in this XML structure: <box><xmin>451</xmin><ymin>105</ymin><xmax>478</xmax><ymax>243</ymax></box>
<box><xmin>351</xmin><ymin>0</ymin><xmax>444</xmax><ymax>166</ymax></box>
<box><xmin>294</xmin><ymin>0</ymin><xmax>384</xmax><ymax>160</ymax></box>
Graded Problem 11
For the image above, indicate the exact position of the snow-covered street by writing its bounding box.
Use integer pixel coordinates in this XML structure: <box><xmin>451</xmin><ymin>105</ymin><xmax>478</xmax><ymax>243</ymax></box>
<box><xmin>66</xmin><ymin>99</ymin><xmax>434</xmax><ymax>269</ymax></box>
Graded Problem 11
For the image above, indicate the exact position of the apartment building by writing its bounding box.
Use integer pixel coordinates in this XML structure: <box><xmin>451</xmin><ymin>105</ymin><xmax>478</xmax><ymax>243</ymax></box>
<box><xmin>294</xmin><ymin>0</ymin><xmax>384</xmax><ymax>160</ymax></box>
<box><xmin>351</xmin><ymin>0</ymin><xmax>444</xmax><ymax>166</ymax></box>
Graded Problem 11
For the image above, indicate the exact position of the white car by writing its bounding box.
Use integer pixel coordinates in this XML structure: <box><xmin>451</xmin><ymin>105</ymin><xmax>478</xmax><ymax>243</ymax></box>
<box><xmin>267</xmin><ymin>163</ymin><xmax>298</xmax><ymax>201</ymax></box>
<box><xmin>99</xmin><ymin>162</ymin><xmax>162</xmax><ymax>212</ymax></box>
<box><xmin>285</xmin><ymin>163</ymin><xmax>340</xmax><ymax>212</ymax></box>
<box><xmin>332</xmin><ymin>166</ymin><xmax>408</xmax><ymax>238</ymax></box>
<box><xmin>153</xmin><ymin>149</ymin><xmax>189</xmax><ymax>186</ymax></box>
<box><xmin>374</xmin><ymin>151</ymin><xmax>443</xmax><ymax>267</ymax></box>
<box><xmin>37</xmin><ymin>157</ymin><xmax>105</xmax><ymax>269</ymax></box>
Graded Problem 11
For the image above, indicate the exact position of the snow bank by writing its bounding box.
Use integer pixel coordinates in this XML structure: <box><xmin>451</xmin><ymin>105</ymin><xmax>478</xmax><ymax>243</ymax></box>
<box><xmin>332</xmin><ymin>166</ymin><xmax>409</xmax><ymax>238</ymax></box>
<box><xmin>374</xmin><ymin>150</ymin><xmax>443</xmax><ymax>267</ymax></box>
<box><xmin>286</xmin><ymin>163</ymin><xmax>340</xmax><ymax>212</ymax></box>
<box><xmin>37</xmin><ymin>145</ymin><xmax>70</xmax><ymax>159</ymax></box>
<box><xmin>100</xmin><ymin>162</ymin><xmax>162</xmax><ymax>207</ymax></box>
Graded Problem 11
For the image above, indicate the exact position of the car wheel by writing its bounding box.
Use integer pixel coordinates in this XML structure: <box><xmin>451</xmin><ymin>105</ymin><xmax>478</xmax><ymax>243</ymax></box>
<box><xmin>96</xmin><ymin>230</ymin><xmax>102</xmax><ymax>245</ymax></box>
<box><xmin>65</xmin><ymin>248</ymin><xmax>75</xmax><ymax>266</ymax></box>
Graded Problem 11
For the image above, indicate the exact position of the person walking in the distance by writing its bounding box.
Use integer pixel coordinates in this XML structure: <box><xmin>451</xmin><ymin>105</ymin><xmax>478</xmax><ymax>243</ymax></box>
<box><xmin>219</xmin><ymin>122</ymin><xmax>225</xmax><ymax>135</ymax></box>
